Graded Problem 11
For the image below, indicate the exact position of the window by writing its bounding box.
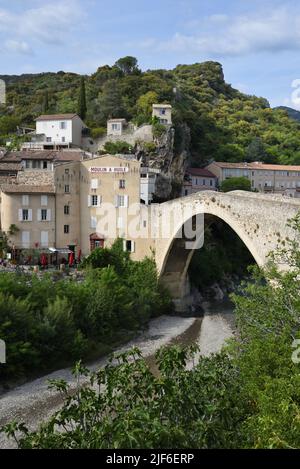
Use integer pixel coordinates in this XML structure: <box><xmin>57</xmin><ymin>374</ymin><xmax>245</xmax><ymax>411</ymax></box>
<box><xmin>65</xmin><ymin>169</ymin><xmax>70</xmax><ymax>175</ymax></box>
<box><xmin>65</xmin><ymin>185</ymin><xmax>70</xmax><ymax>193</ymax></box>
<box><xmin>91</xmin><ymin>195</ymin><xmax>98</xmax><ymax>206</ymax></box>
<box><xmin>159</xmin><ymin>109</ymin><xmax>166</xmax><ymax>115</ymax></box>
<box><xmin>112</xmin><ymin>123</ymin><xmax>120</xmax><ymax>131</ymax></box>
<box><xmin>64</xmin><ymin>225</ymin><xmax>70</xmax><ymax>234</ymax></box>
<box><xmin>60</xmin><ymin>121</ymin><xmax>67</xmax><ymax>130</ymax></box>
<box><xmin>117</xmin><ymin>217</ymin><xmax>124</xmax><ymax>229</ymax></box>
<box><xmin>41</xmin><ymin>231</ymin><xmax>49</xmax><ymax>247</ymax></box>
<box><xmin>210</xmin><ymin>180</ymin><xmax>213</xmax><ymax>187</ymax></box>
<box><xmin>203</xmin><ymin>179</ymin><xmax>205</xmax><ymax>186</ymax></box>
<box><xmin>91</xmin><ymin>179</ymin><xmax>98</xmax><ymax>190</ymax></box>
<box><xmin>19</xmin><ymin>209</ymin><xmax>32</xmax><ymax>222</ymax></box>
<box><xmin>91</xmin><ymin>217</ymin><xmax>97</xmax><ymax>229</ymax></box>
<box><xmin>21</xmin><ymin>231</ymin><xmax>30</xmax><ymax>248</ymax></box>
<box><xmin>123</xmin><ymin>240</ymin><xmax>135</xmax><ymax>253</ymax></box>
<box><xmin>41</xmin><ymin>195</ymin><xmax>48</xmax><ymax>206</ymax></box>
<box><xmin>64</xmin><ymin>205</ymin><xmax>70</xmax><ymax>215</ymax></box>
<box><xmin>25</xmin><ymin>160</ymin><xmax>31</xmax><ymax>169</ymax></box>
<box><xmin>62</xmin><ymin>137</ymin><xmax>66</xmax><ymax>143</ymax></box>
<box><xmin>41</xmin><ymin>209</ymin><xmax>47</xmax><ymax>221</ymax></box>
<box><xmin>22</xmin><ymin>195</ymin><xmax>29</xmax><ymax>206</ymax></box>
<box><xmin>22</xmin><ymin>209</ymin><xmax>29</xmax><ymax>221</ymax></box>
<box><xmin>116</xmin><ymin>195</ymin><xmax>128</xmax><ymax>207</ymax></box>
<box><xmin>46</xmin><ymin>137</ymin><xmax>52</xmax><ymax>143</ymax></box>
<box><xmin>43</xmin><ymin>161</ymin><xmax>48</xmax><ymax>169</ymax></box>
<box><xmin>119</xmin><ymin>179</ymin><xmax>126</xmax><ymax>189</ymax></box>
<box><xmin>32</xmin><ymin>160</ymin><xmax>40</xmax><ymax>169</ymax></box>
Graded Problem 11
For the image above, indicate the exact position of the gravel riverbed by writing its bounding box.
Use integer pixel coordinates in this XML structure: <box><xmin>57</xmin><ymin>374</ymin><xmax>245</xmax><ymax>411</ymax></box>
<box><xmin>0</xmin><ymin>311</ymin><xmax>234</xmax><ymax>449</ymax></box>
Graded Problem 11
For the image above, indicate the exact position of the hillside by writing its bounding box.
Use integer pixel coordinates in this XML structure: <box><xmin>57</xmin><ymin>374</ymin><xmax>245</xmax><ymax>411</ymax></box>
<box><xmin>1</xmin><ymin>58</ymin><xmax>300</xmax><ymax>166</ymax></box>
<box><xmin>274</xmin><ymin>106</ymin><xmax>300</xmax><ymax>122</ymax></box>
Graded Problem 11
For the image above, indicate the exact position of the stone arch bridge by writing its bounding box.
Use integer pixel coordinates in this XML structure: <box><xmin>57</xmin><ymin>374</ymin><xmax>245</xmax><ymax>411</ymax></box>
<box><xmin>151</xmin><ymin>191</ymin><xmax>300</xmax><ymax>311</ymax></box>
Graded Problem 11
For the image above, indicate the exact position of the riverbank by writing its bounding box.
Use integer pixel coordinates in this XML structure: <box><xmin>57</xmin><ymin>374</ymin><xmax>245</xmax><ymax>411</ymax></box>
<box><xmin>0</xmin><ymin>309</ymin><xmax>234</xmax><ymax>449</ymax></box>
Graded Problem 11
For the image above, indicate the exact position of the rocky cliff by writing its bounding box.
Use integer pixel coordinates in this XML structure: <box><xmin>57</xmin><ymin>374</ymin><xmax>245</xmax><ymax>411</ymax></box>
<box><xmin>136</xmin><ymin>124</ymin><xmax>191</xmax><ymax>201</ymax></box>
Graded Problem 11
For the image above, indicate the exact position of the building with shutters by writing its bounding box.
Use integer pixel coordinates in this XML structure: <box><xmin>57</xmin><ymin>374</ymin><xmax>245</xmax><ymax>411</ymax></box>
<box><xmin>0</xmin><ymin>154</ymin><xmax>153</xmax><ymax>262</ymax></box>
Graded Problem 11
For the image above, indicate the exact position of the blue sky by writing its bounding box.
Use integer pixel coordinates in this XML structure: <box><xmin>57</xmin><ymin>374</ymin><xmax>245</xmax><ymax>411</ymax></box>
<box><xmin>1</xmin><ymin>0</ymin><xmax>300</xmax><ymax>108</ymax></box>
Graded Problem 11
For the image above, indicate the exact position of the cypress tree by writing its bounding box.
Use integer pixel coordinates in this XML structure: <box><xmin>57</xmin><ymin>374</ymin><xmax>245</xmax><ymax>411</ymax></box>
<box><xmin>78</xmin><ymin>77</ymin><xmax>87</xmax><ymax>120</ymax></box>
<box><xmin>43</xmin><ymin>90</ymin><xmax>49</xmax><ymax>113</ymax></box>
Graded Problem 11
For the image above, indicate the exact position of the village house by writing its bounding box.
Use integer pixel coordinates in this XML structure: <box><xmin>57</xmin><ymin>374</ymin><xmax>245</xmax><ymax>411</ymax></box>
<box><xmin>107</xmin><ymin>118</ymin><xmax>128</xmax><ymax>136</ymax></box>
<box><xmin>22</xmin><ymin>114</ymin><xmax>88</xmax><ymax>151</ymax></box>
<box><xmin>0</xmin><ymin>154</ymin><xmax>154</xmax><ymax>262</ymax></box>
<box><xmin>152</xmin><ymin>104</ymin><xmax>172</xmax><ymax>125</ymax></box>
<box><xmin>207</xmin><ymin>161</ymin><xmax>300</xmax><ymax>197</ymax></box>
<box><xmin>182</xmin><ymin>168</ymin><xmax>217</xmax><ymax>196</ymax></box>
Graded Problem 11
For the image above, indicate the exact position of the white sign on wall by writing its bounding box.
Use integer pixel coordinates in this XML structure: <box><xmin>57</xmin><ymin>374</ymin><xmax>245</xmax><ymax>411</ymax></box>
<box><xmin>90</xmin><ymin>167</ymin><xmax>129</xmax><ymax>174</ymax></box>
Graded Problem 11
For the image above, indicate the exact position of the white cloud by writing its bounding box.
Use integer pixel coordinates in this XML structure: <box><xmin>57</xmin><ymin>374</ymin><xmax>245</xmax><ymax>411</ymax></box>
<box><xmin>0</xmin><ymin>0</ymin><xmax>85</xmax><ymax>52</ymax></box>
<box><xmin>3</xmin><ymin>39</ymin><xmax>33</xmax><ymax>55</ymax></box>
<box><xmin>155</xmin><ymin>7</ymin><xmax>300</xmax><ymax>57</ymax></box>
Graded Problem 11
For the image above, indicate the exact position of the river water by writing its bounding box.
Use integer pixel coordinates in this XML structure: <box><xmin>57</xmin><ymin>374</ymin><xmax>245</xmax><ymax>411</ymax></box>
<box><xmin>0</xmin><ymin>300</ymin><xmax>235</xmax><ymax>449</ymax></box>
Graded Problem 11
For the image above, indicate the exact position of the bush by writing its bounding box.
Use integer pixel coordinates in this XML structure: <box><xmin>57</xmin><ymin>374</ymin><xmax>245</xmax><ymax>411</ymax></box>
<box><xmin>220</xmin><ymin>176</ymin><xmax>251</xmax><ymax>192</ymax></box>
<box><xmin>90</xmin><ymin>127</ymin><xmax>106</xmax><ymax>139</ymax></box>
<box><xmin>103</xmin><ymin>140</ymin><xmax>132</xmax><ymax>154</ymax></box>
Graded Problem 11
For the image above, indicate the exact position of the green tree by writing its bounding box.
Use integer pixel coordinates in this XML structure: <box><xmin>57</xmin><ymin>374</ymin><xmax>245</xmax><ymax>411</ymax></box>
<box><xmin>245</xmin><ymin>137</ymin><xmax>268</xmax><ymax>162</ymax></box>
<box><xmin>137</xmin><ymin>91</ymin><xmax>158</xmax><ymax>119</ymax></box>
<box><xmin>97</xmin><ymin>79</ymin><xmax>124</xmax><ymax>120</ymax></box>
<box><xmin>220</xmin><ymin>176</ymin><xmax>251</xmax><ymax>192</ymax></box>
<box><xmin>115</xmin><ymin>56</ymin><xmax>140</xmax><ymax>75</ymax></box>
<box><xmin>77</xmin><ymin>77</ymin><xmax>87</xmax><ymax>120</ymax></box>
<box><xmin>42</xmin><ymin>91</ymin><xmax>49</xmax><ymax>113</ymax></box>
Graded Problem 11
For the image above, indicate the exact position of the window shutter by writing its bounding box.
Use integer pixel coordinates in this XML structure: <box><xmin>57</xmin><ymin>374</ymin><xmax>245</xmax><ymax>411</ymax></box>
<box><xmin>131</xmin><ymin>241</ymin><xmax>135</xmax><ymax>253</ymax></box>
<box><xmin>18</xmin><ymin>209</ymin><xmax>23</xmax><ymax>221</ymax></box>
<box><xmin>37</xmin><ymin>209</ymin><xmax>42</xmax><ymax>222</ymax></box>
<box><xmin>91</xmin><ymin>217</ymin><xmax>97</xmax><ymax>229</ymax></box>
<box><xmin>117</xmin><ymin>217</ymin><xmax>123</xmax><ymax>229</ymax></box>
<box><xmin>123</xmin><ymin>240</ymin><xmax>127</xmax><ymax>252</ymax></box>
<box><xmin>47</xmin><ymin>209</ymin><xmax>51</xmax><ymax>222</ymax></box>
<box><xmin>28</xmin><ymin>209</ymin><xmax>33</xmax><ymax>222</ymax></box>
<box><xmin>97</xmin><ymin>195</ymin><xmax>102</xmax><ymax>207</ymax></box>
<box><xmin>91</xmin><ymin>179</ymin><xmax>98</xmax><ymax>189</ymax></box>
<box><xmin>88</xmin><ymin>195</ymin><xmax>91</xmax><ymax>207</ymax></box>
<box><xmin>115</xmin><ymin>195</ymin><xmax>119</xmax><ymax>208</ymax></box>
<box><xmin>124</xmin><ymin>195</ymin><xmax>129</xmax><ymax>208</ymax></box>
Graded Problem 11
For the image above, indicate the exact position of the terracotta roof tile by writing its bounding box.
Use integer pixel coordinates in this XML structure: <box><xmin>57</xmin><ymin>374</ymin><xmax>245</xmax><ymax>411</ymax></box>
<box><xmin>211</xmin><ymin>162</ymin><xmax>300</xmax><ymax>171</ymax></box>
<box><xmin>35</xmin><ymin>114</ymin><xmax>78</xmax><ymax>121</ymax></box>
<box><xmin>187</xmin><ymin>168</ymin><xmax>216</xmax><ymax>178</ymax></box>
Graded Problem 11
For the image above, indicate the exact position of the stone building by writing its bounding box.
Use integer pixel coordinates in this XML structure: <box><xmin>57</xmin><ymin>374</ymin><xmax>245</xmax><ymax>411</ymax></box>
<box><xmin>152</xmin><ymin>104</ymin><xmax>172</xmax><ymax>125</ymax></box>
<box><xmin>0</xmin><ymin>154</ymin><xmax>153</xmax><ymax>262</ymax></box>
<box><xmin>207</xmin><ymin>161</ymin><xmax>300</xmax><ymax>197</ymax></box>
<box><xmin>182</xmin><ymin>168</ymin><xmax>217</xmax><ymax>196</ymax></box>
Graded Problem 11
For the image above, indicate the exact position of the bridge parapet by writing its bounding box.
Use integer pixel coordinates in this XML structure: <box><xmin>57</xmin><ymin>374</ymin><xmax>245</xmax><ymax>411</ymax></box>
<box><xmin>152</xmin><ymin>190</ymin><xmax>300</xmax><ymax>311</ymax></box>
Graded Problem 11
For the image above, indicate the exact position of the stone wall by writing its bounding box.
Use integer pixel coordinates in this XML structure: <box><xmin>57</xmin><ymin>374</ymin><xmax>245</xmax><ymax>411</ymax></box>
<box><xmin>152</xmin><ymin>190</ymin><xmax>300</xmax><ymax>310</ymax></box>
<box><xmin>17</xmin><ymin>171</ymin><xmax>54</xmax><ymax>187</ymax></box>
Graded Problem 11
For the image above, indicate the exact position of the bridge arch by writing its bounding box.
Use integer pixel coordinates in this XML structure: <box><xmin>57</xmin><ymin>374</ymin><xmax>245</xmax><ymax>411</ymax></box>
<box><xmin>153</xmin><ymin>191</ymin><xmax>300</xmax><ymax>311</ymax></box>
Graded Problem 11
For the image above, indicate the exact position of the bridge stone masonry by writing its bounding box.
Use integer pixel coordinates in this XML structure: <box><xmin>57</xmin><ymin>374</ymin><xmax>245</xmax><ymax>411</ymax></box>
<box><xmin>150</xmin><ymin>190</ymin><xmax>300</xmax><ymax>312</ymax></box>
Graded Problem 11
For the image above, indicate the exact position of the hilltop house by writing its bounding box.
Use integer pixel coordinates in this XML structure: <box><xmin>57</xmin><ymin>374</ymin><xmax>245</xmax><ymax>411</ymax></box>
<box><xmin>107</xmin><ymin>119</ymin><xmax>128</xmax><ymax>136</ymax></box>
<box><xmin>22</xmin><ymin>114</ymin><xmax>88</xmax><ymax>151</ymax></box>
<box><xmin>152</xmin><ymin>104</ymin><xmax>172</xmax><ymax>125</ymax></box>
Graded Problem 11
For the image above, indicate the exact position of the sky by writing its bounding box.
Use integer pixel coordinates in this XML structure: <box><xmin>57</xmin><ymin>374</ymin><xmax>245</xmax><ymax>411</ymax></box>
<box><xmin>1</xmin><ymin>0</ymin><xmax>300</xmax><ymax>109</ymax></box>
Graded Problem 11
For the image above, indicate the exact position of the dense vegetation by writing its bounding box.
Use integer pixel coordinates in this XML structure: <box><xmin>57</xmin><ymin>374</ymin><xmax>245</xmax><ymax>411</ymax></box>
<box><xmin>189</xmin><ymin>220</ymin><xmax>255</xmax><ymax>289</ymax></box>
<box><xmin>1</xmin><ymin>58</ymin><xmax>300</xmax><ymax>165</ymax></box>
<box><xmin>3</xmin><ymin>214</ymin><xmax>300</xmax><ymax>449</ymax></box>
<box><xmin>0</xmin><ymin>240</ymin><xmax>171</xmax><ymax>384</ymax></box>
<box><xmin>220</xmin><ymin>176</ymin><xmax>252</xmax><ymax>193</ymax></box>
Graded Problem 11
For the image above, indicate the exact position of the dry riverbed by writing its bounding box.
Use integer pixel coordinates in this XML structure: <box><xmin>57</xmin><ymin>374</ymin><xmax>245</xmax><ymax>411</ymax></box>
<box><xmin>0</xmin><ymin>310</ymin><xmax>234</xmax><ymax>449</ymax></box>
